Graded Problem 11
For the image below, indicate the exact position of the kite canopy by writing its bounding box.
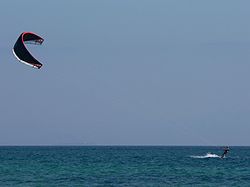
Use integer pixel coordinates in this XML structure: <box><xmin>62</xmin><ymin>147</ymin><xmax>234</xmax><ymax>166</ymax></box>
<box><xmin>12</xmin><ymin>32</ymin><xmax>44</xmax><ymax>69</ymax></box>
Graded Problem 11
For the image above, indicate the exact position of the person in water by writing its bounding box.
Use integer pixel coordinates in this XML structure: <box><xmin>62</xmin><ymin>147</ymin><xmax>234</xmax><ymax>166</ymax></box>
<box><xmin>221</xmin><ymin>146</ymin><xmax>229</xmax><ymax>158</ymax></box>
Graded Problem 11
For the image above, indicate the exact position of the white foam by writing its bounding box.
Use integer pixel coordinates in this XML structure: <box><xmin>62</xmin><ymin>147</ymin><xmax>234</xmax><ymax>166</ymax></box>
<box><xmin>191</xmin><ymin>153</ymin><xmax>220</xmax><ymax>159</ymax></box>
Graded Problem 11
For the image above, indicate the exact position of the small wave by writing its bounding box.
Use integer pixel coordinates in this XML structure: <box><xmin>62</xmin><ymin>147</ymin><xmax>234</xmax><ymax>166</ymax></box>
<box><xmin>190</xmin><ymin>153</ymin><xmax>220</xmax><ymax>159</ymax></box>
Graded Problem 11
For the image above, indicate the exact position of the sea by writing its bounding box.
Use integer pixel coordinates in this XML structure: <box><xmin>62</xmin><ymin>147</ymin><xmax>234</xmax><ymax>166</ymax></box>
<box><xmin>0</xmin><ymin>146</ymin><xmax>249</xmax><ymax>186</ymax></box>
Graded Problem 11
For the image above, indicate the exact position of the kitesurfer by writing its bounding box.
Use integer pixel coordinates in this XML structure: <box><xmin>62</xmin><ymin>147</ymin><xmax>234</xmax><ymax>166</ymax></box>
<box><xmin>221</xmin><ymin>146</ymin><xmax>229</xmax><ymax>158</ymax></box>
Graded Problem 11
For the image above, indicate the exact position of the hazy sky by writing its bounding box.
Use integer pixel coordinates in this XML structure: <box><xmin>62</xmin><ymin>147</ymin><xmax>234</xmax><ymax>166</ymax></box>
<box><xmin>0</xmin><ymin>0</ymin><xmax>250</xmax><ymax>145</ymax></box>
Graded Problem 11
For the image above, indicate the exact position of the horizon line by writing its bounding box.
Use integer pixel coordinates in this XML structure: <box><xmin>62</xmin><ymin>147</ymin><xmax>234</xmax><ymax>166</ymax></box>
<box><xmin>0</xmin><ymin>144</ymin><xmax>249</xmax><ymax>147</ymax></box>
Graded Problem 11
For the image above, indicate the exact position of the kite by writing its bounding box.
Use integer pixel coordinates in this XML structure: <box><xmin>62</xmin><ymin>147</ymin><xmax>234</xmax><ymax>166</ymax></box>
<box><xmin>13</xmin><ymin>32</ymin><xmax>44</xmax><ymax>69</ymax></box>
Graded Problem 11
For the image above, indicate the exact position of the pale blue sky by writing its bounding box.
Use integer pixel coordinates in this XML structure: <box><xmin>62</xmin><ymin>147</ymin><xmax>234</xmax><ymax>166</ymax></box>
<box><xmin>0</xmin><ymin>0</ymin><xmax>250</xmax><ymax>145</ymax></box>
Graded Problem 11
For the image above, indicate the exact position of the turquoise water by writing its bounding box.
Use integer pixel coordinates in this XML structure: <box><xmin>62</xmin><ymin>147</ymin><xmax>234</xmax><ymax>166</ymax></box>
<box><xmin>0</xmin><ymin>146</ymin><xmax>249</xmax><ymax>186</ymax></box>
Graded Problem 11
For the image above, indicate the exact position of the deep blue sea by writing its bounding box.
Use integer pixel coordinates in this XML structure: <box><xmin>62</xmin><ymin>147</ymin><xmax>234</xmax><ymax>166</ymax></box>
<box><xmin>0</xmin><ymin>146</ymin><xmax>249</xmax><ymax>186</ymax></box>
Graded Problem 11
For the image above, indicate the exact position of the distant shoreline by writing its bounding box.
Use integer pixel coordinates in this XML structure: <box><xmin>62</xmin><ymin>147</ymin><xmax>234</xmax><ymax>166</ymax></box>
<box><xmin>0</xmin><ymin>145</ymin><xmax>249</xmax><ymax>147</ymax></box>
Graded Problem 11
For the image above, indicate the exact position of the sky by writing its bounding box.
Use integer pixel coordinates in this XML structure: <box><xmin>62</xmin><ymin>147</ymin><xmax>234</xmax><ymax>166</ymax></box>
<box><xmin>0</xmin><ymin>0</ymin><xmax>250</xmax><ymax>146</ymax></box>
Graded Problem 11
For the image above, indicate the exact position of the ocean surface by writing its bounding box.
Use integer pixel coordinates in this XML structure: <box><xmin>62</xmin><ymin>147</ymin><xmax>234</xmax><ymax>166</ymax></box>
<box><xmin>0</xmin><ymin>146</ymin><xmax>249</xmax><ymax>186</ymax></box>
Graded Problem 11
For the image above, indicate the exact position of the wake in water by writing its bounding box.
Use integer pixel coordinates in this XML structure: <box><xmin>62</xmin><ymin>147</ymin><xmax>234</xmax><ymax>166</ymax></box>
<box><xmin>190</xmin><ymin>152</ymin><xmax>221</xmax><ymax>159</ymax></box>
